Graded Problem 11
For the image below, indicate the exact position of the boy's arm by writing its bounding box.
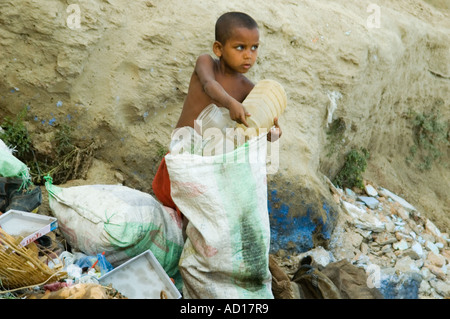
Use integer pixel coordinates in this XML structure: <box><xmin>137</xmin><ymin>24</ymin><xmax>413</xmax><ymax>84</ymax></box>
<box><xmin>195</xmin><ymin>54</ymin><xmax>249</xmax><ymax>127</ymax></box>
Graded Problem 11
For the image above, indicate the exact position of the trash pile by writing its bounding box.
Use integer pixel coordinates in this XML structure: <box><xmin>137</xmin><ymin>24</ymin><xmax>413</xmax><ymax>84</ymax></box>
<box><xmin>271</xmin><ymin>177</ymin><xmax>450</xmax><ymax>299</ymax></box>
<box><xmin>1</xmin><ymin>133</ymin><xmax>449</xmax><ymax>299</ymax></box>
<box><xmin>0</xmin><ymin>138</ymin><xmax>182</xmax><ymax>299</ymax></box>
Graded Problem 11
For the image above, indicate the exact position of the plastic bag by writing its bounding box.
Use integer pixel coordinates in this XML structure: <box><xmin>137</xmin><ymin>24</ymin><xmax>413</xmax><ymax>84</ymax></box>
<box><xmin>0</xmin><ymin>145</ymin><xmax>30</xmax><ymax>184</ymax></box>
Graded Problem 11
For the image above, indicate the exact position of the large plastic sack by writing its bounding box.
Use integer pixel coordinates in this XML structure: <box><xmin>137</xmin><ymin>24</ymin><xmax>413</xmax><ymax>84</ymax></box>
<box><xmin>165</xmin><ymin>132</ymin><xmax>273</xmax><ymax>299</ymax></box>
<box><xmin>45</xmin><ymin>178</ymin><xmax>184</xmax><ymax>288</ymax></box>
<box><xmin>0</xmin><ymin>141</ymin><xmax>30</xmax><ymax>186</ymax></box>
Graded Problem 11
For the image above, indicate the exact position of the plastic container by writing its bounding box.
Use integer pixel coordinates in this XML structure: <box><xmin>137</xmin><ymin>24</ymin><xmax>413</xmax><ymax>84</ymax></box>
<box><xmin>99</xmin><ymin>250</ymin><xmax>181</xmax><ymax>299</ymax></box>
<box><xmin>196</xmin><ymin>104</ymin><xmax>234</xmax><ymax>134</ymax></box>
<box><xmin>0</xmin><ymin>209</ymin><xmax>58</xmax><ymax>247</ymax></box>
<box><xmin>238</xmin><ymin>79</ymin><xmax>287</xmax><ymax>131</ymax></box>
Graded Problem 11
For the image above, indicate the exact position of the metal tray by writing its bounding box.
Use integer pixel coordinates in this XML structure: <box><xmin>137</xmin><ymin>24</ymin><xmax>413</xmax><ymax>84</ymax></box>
<box><xmin>0</xmin><ymin>209</ymin><xmax>58</xmax><ymax>247</ymax></box>
<box><xmin>99</xmin><ymin>250</ymin><xmax>182</xmax><ymax>299</ymax></box>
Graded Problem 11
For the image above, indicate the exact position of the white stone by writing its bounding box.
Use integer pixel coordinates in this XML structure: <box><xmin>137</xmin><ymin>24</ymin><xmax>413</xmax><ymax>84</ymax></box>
<box><xmin>364</xmin><ymin>184</ymin><xmax>378</xmax><ymax>197</ymax></box>
<box><xmin>378</xmin><ymin>187</ymin><xmax>416</xmax><ymax>212</ymax></box>
<box><xmin>425</xmin><ymin>219</ymin><xmax>442</xmax><ymax>239</ymax></box>
<box><xmin>297</xmin><ymin>246</ymin><xmax>335</xmax><ymax>268</ymax></box>
<box><xmin>425</xmin><ymin>241</ymin><xmax>440</xmax><ymax>255</ymax></box>
<box><xmin>429</xmin><ymin>280</ymin><xmax>450</xmax><ymax>298</ymax></box>
<box><xmin>358</xmin><ymin>196</ymin><xmax>380</xmax><ymax>209</ymax></box>
<box><xmin>393</xmin><ymin>239</ymin><xmax>409</xmax><ymax>251</ymax></box>
<box><xmin>421</xmin><ymin>267</ymin><xmax>434</xmax><ymax>281</ymax></box>
<box><xmin>342</xmin><ymin>201</ymin><xmax>385</xmax><ymax>232</ymax></box>
<box><xmin>419</xmin><ymin>280</ymin><xmax>432</xmax><ymax>295</ymax></box>
<box><xmin>411</xmin><ymin>241</ymin><xmax>424</xmax><ymax>258</ymax></box>
<box><xmin>345</xmin><ymin>188</ymin><xmax>356</xmax><ymax>198</ymax></box>
<box><xmin>395</xmin><ymin>256</ymin><xmax>421</xmax><ymax>273</ymax></box>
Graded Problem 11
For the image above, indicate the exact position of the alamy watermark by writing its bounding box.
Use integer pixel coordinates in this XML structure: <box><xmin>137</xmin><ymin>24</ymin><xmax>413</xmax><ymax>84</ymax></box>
<box><xmin>66</xmin><ymin>4</ymin><xmax>81</xmax><ymax>30</ymax></box>
<box><xmin>366</xmin><ymin>4</ymin><xmax>381</xmax><ymax>29</ymax></box>
<box><xmin>366</xmin><ymin>264</ymin><xmax>381</xmax><ymax>289</ymax></box>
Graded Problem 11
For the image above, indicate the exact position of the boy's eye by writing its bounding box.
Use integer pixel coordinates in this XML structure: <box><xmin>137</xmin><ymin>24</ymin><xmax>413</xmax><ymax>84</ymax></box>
<box><xmin>236</xmin><ymin>45</ymin><xmax>244</xmax><ymax>50</ymax></box>
<box><xmin>251</xmin><ymin>45</ymin><xmax>259</xmax><ymax>50</ymax></box>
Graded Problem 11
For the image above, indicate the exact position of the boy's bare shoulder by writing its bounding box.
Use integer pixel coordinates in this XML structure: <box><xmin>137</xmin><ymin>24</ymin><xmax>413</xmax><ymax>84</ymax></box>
<box><xmin>196</xmin><ymin>53</ymin><xmax>217</xmax><ymax>67</ymax></box>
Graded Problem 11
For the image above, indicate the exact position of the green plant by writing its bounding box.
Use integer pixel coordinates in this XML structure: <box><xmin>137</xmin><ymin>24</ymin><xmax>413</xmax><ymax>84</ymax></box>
<box><xmin>407</xmin><ymin>107</ymin><xmax>448</xmax><ymax>171</ymax></box>
<box><xmin>0</xmin><ymin>108</ymin><xmax>32</xmax><ymax>157</ymax></box>
<box><xmin>325</xmin><ymin>117</ymin><xmax>346</xmax><ymax>158</ymax></box>
<box><xmin>54</xmin><ymin>123</ymin><xmax>75</xmax><ymax>156</ymax></box>
<box><xmin>155</xmin><ymin>141</ymin><xmax>169</xmax><ymax>158</ymax></box>
<box><xmin>1</xmin><ymin>108</ymin><xmax>95</xmax><ymax>185</ymax></box>
<box><xmin>333</xmin><ymin>147</ymin><xmax>369</xmax><ymax>190</ymax></box>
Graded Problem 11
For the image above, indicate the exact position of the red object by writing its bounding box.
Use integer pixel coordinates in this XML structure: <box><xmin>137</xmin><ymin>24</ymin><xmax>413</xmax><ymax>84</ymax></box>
<box><xmin>90</xmin><ymin>251</ymin><xmax>105</xmax><ymax>271</ymax></box>
<box><xmin>152</xmin><ymin>156</ymin><xmax>182</xmax><ymax>219</ymax></box>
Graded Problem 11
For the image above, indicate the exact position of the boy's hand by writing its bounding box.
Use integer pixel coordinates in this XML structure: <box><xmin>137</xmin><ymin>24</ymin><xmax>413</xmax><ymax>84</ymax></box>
<box><xmin>228</xmin><ymin>100</ymin><xmax>250</xmax><ymax>127</ymax></box>
<box><xmin>267</xmin><ymin>117</ymin><xmax>282</xmax><ymax>142</ymax></box>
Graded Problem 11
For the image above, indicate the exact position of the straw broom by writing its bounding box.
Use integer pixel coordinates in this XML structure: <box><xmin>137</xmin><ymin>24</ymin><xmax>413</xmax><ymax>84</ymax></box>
<box><xmin>0</xmin><ymin>228</ymin><xmax>67</xmax><ymax>292</ymax></box>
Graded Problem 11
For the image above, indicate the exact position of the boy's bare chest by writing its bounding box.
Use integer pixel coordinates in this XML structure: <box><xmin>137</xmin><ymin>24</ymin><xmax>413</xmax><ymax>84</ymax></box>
<box><xmin>216</xmin><ymin>76</ymin><xmax>249</xmax><ymax>103</ymax></box>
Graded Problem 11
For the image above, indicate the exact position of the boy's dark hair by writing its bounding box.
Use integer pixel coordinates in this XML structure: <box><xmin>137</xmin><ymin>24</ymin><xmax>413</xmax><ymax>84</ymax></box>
<box><xmin>215</xmin><ymin>12</ymin><xmax>258</xmax><ymax>44</ymax></box>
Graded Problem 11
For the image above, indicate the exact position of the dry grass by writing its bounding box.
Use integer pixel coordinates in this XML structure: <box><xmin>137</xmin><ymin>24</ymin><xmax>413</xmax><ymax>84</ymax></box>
<box><xmin>0</xmin><ymin>228</ymin><xmax>66</xmax><ymax>292</ymax></box>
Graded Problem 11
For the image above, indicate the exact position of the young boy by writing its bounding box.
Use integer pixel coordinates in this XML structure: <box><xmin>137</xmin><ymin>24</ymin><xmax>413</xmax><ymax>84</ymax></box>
<box><xmin>152</xmin><ymin>12</ymin><xmax>281</xmax><ymax>217</ymax></box>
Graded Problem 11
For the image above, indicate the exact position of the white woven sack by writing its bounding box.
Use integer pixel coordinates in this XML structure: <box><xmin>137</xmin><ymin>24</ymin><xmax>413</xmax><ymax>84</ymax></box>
<box><xmin>45</xmin><ymin>182</ymin><xmax>184</xmax><ymax>287</ymax></box>
<box><xmin>165</xmin><ymin>133</ymin><xmax>273</xmax><ymax>299</ymax></box>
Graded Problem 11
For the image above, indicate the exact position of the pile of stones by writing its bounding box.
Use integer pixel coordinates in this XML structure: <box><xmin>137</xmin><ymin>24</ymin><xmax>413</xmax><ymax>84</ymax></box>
<box><xmin>274</xmin><ymin>178</ymin><xmax>450</xmax><ymax>299</ymax></box>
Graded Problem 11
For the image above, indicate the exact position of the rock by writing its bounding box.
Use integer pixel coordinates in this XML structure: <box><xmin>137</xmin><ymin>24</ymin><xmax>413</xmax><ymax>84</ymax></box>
<box><xmin>411</xmin><ymin>241</ymin><xmax>425</xmax><ymax>259</ymax></box>
<box><xmin>375</xmin><ymin>232</ymin><xmax>397</xmax><ymax>245</ymax></box>
<box><xmin>395</xmin><ymin>256</ymin><xmax>421</xmax><ymax>273</ymax></box>
<box><xmin>395</xmin><ymin>232</ymin><xmax>413</xmax><ymax>242</ymax></box>
<box><xmin>353</xmin><ymin>228</ymin><xmax>372</xmax><ymax>239</ymax></box>
<box><xmin>420</xmin><ymin>267</ymin><xmax>434</xmax><ymax>281</ymax></box>
<box><xmin>379</xmin><ymin>269</ymin><xmax>422</xmax><ymax>299</ymax></box>
<box><xmin>425</xmin><ymin>219</ymin><xmax>442</xmax><ymax>239</ymax></box>
<box><xmin>360</xmin><ymin>242</ymin><xmax>369</xmax><ymax>255</ymax></box>
<box><xmin>422</xmin><ymin>232</ymin><xmax>436</xmax><ymax>243</ymax></box>
<box><xmin>442</xmin><ymin>249</ymin><xmax>450</xmax><ymax>264</ymax></box>
<box><xmin>364</xmin><ymin>184</ymin><xmax>378</xmax><ymax>197</ymax></box>
<box><xmin>396</xmin><ymin>207</ymin><xmax>410</xmax><ymax>221</ymax></box>
<box><xmin>419</xmin><ymin>280</ymin><xmax>432</xmax><ymax>295</ymax></box>
<box><xmin>381</xmin><ymin>244</ymin><xmax>393</xmax><ymax>254</ymax></box>
<box><xmin>425</xmin><ymin>264</ymin><xmax>447</xmax><ymax>280</ymax></box>
<box><xmin>345</xmin><ymin>188</ymin><xmax>356</xmax><ymax>198</ymax></box>
<box><xmin>426</xmin><ymin>251</ymin><xmax>446</xmax><ymax>268</ymax></box>
<box><xmin>379</xmin><ymin>214</ymin><xmax>396</xmax><ymax>233</ymax></box>
<box><xmin>295</xmin><ymin>246</ymin><xmax>336</xmax><ymax>268</ymax></box>
<box><xmin>114</xmin><ymin>171</ymin><xmax>124</xmax><ymax>183</ymax></box>
<box><xmin>342</xmin><ymin>201</ymin><xmax>385</xmax><ymax>232</ymax></box>
<box><xmin>358</xmin><ymin>196</ymin><xmax>380</xmax><ymax>209</ymax></box>
<box><xmin>393</xmin><ymin>239</ymin><xmax>409</xmax><ymax>251</ymax></box>
<box><xmin>400</xmin><ymin>248</ymin><xmax>421</xmax><ymax>260</ymax></box>
<box><xmin>425</xmin><ymin>241</ymin><xmax>440</xmax><ymax>255</ymax></box>
<box><xmin>429</xmin><ymin>280</ymin><xmax>450</xmax><ymax>298</ymax></box>
<box><xmin>378</xmin><ymin>188</ymin><xmax>417</xmax><ymax>212</ymax></box>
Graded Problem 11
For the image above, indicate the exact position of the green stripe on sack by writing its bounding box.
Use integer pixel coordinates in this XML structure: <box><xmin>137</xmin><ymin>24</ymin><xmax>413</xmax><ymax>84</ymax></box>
<box><xmin>214</xmin><ymin>143</ymin><xmax>272</xmax><ymax>298</ymax></box>
<box><xmin>104</xmin><ymin>221</ymin><xmax>184</xmax><ymax>289</ymax></box>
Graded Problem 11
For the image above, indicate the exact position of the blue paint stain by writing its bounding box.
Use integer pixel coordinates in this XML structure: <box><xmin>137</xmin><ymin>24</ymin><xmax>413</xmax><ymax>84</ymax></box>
<box><xmin>48</xmin><ymin>118</ymin><xmax>56</xmax><ymax>126</ymax></box>
<box><xmin>56</xmin><ymin>101</ymin><xmax>63</xmax><ymax>107</ymax></box>
<box><xmin>268</xmin><ymin>188</ymin><xmax>337</xmax><ymax>253</ymax></box>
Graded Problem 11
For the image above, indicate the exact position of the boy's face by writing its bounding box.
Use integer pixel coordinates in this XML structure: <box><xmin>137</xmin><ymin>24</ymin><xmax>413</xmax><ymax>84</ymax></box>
<box><xmin>215</xmin><ymin>27</ymin><xmax>259</xmax><ymax>74</ymax></box>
